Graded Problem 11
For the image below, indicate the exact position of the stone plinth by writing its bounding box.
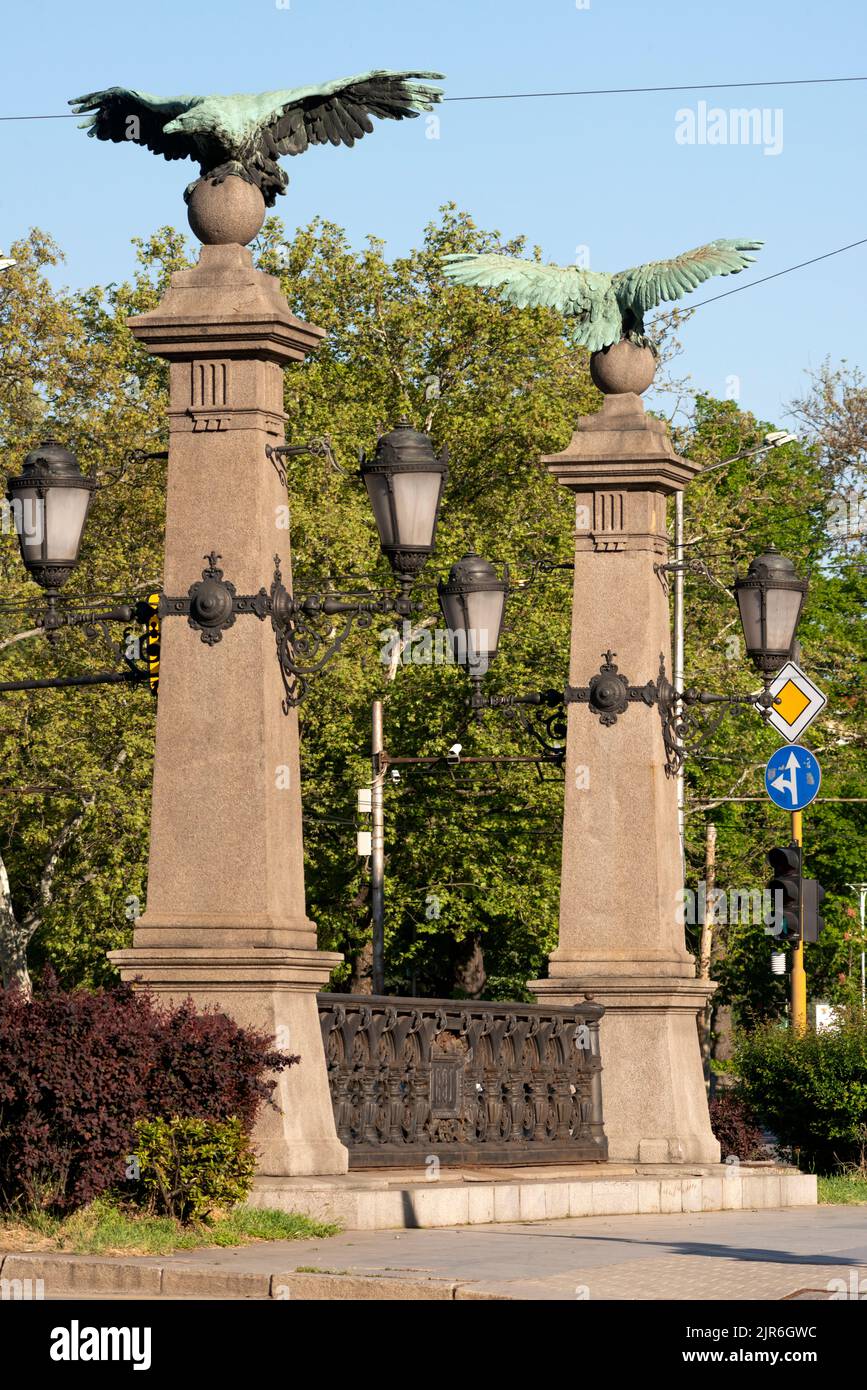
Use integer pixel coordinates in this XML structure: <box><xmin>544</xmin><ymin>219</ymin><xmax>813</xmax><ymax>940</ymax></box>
<box><xmin>249</xmin><ymin>1164</ymin><xmax>816</xmax><ymax>1230</ymax></box>
<box><xmin>110</xmin><ymin>242</ymin><xmax>347</xmax><ymax>1176</ymax></box>
<box><xmin>530</xmin><ymin>383</ymin><xmax>719</xmax><ymax>1164</ymax></box>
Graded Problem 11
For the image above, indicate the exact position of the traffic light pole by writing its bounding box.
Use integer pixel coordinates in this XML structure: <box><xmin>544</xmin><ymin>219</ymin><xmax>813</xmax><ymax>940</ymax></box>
<box><xmin>791</xmin><ymin>810</ymin><xmax>808</xmax><ymax>1033</ymax></box>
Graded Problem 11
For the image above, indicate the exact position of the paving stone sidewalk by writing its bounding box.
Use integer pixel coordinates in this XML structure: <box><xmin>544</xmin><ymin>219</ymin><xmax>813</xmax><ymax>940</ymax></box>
<box><xmin>3</xmin><ymin>1206</ymin><xmax>866</xmax><ymax>1300</ymax></box>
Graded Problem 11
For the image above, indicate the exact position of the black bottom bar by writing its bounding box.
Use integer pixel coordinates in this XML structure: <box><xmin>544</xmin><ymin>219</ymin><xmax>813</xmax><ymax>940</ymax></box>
<box><xmin>7</xmin><ymin>1296</ymin><xmax>859</xmax><ymax>1373</ymax></box>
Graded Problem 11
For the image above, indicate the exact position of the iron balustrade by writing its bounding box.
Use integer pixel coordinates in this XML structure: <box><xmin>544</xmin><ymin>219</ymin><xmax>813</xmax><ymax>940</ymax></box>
<box><xmin>317</xmin><ymin>993</ymin><xmax>607</xmax><ymax>1168</ymax></box>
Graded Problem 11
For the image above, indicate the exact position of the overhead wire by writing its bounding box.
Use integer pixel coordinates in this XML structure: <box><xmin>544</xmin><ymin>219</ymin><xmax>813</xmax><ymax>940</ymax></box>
<box><xmin>3</xmin><ymin>74</ymin><xmax>867</xmax><ymax>120</ymax></box>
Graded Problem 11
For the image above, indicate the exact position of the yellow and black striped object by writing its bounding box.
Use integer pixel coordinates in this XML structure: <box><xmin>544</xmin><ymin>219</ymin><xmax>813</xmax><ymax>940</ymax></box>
<box><xmin>144</xmin><ymin>592</ymin><xmax>160</xmax><ymax>695</ymax></box>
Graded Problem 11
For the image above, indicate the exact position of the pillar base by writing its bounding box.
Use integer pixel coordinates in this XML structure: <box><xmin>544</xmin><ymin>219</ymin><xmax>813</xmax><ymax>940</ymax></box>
<box><xmin>530</xmin><ymin>973</ymin><xmax>720</xmax><ymax>1164</ymax></box>
<box><xmin>109</xmin><ymin>945</ymin><xmax>348</xmax><ymax>1177</ymax></box>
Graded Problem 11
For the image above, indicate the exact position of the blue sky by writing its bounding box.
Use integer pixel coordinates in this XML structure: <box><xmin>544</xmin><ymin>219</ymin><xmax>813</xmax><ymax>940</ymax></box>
<box><xmin>2</xmin><ymin>0</ymin><xmax>865</xmax><ymax>427</ymax></box>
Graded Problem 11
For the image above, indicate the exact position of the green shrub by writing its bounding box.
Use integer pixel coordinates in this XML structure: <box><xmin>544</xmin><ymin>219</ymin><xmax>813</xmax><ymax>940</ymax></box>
<box><xmin>734</xmin><ymin>1013</ymin><xmax>867</xmax><ymax>1173</ymax></box>
<box><xmin>132</xmin><ymin>1116</ymin><xmax>256</xmax><ymax>1224</ymax></box>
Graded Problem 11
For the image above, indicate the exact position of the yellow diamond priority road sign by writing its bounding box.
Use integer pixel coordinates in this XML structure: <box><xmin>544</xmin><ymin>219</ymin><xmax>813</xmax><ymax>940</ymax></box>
<box><xmin>760</xmin><ymin>660</ymin><xmax>826</xmax><ymax>742</ymax></box>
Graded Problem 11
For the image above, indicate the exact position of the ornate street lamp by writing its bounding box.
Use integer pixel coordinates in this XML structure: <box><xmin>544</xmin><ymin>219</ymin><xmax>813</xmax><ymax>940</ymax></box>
<box><xmin>733</xmin><ymin>545</ymin><xmax>808</xmax><ymax>676</ymax></box>
<box><xmin>1</xmin><ymin>439</ymin><xmax>146</xmax><ymax>693</ymax></box>
<box><xmin>5</xmin><ymin>440</ymin><xmax>97</xmax><ymax>603</ymax></box>
<box><xmin>437</xmin><ymin>556</ymin><xmax>569</xmax><ymax>753</ymax></box>
<box><xmin>438</xmin><ymin>552</ymin><xmax>508</xmax><ymax>689</ymax></box>
<box><xmin>360</xmin><ymin>418</ymin><xmax>448</xmax><ymax>594</ymax></box>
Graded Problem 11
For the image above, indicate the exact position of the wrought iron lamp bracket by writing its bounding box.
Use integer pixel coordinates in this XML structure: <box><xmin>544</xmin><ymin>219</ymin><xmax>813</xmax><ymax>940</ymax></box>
<box><xmin>564</xmin><ymin>650</ymin><xmax>777</xmax><ymax>777</ymax></box>
<box><xmin>0</xmin><ymin>597</ymin><xmax>151</xmax><ymax>695</ymax></box>
<box><xmin>157</xmin><ymin>552</ymin><xmax>417</xmax><ymax>711</ymax></box>
<box><xmin>465</xmin><ymin>685</ymin><xmax>567</xmax><ymax>765</ymax></box>
<box><xmin>653</xmin><ymin>558</ymin><xmax>718</xmax><ymax>596</ymax></box>
<box><xmin>265</xmin><ymin>438</ymin><xmax>339</xmax><ymax>487</ymax></box>
<box><xmin>462</xmin><ymin>646</ymin><xmax>780</xmax><ymax>778</ymax></box>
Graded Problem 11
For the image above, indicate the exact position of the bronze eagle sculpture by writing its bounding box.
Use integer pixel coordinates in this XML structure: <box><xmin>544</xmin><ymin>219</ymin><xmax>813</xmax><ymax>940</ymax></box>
<box><xmin>441</xmin><ymin>240</ymin><xmax>763</xmax><ymax>352</ymax></box>
<box><xmin>69</xmin><ymin>71</ymin><xmax>444</xmax><ymax>206</ymax></box>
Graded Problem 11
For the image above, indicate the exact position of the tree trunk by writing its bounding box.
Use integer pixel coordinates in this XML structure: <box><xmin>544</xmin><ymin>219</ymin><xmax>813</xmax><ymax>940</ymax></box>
<box><xmin>712</xmin><ymin>1005</ymin><xmax>736</xmax><ymax>1073</ymax></box>
<box><xmin>351</xmin><ymin>937</ymin><xmax>374</xmax><ymax>994</ymax></box>
<box><xmin>454</xmin><ymin>934</ymin><xmax>486</xmax><ymax>999</ymax></box>
<box><xmin>0</xmin><ymin>852</ymin><xmax>31</xmax><ymax>998</ymax></box>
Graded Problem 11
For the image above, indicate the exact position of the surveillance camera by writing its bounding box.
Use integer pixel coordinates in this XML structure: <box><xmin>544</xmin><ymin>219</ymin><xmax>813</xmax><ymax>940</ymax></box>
<box><xmin>446</xmin><ymin>742</ymin><xmax>463</xmax><ymax>766</ymax></box>
<box><xmin>390</xmin><ymin>768</ymin><xmax>401</xmax><ymax>784</ymax></box>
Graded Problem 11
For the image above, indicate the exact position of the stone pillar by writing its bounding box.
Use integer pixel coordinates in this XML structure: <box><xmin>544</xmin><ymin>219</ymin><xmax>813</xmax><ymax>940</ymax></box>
<box><xmin>530</xmin><ymin>343</ymin><xmax>719</xmax><ymax>1164</ymax></box>
<box><xmin>110</xmin><ymin>182</ymin><xmax>347</xmax><ymax>1177</ymax></box>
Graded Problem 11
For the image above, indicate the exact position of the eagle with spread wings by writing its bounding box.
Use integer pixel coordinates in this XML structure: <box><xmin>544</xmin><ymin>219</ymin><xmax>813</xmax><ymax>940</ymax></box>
<box><xmin>441</xmin><ymin>240</ymin><xmax>763</xmax><ymax>352</ymax></box>
<box><xmin>69</xmin><ymin>71</ymin><xmax>444</xmax><ymax>205</ymax></box>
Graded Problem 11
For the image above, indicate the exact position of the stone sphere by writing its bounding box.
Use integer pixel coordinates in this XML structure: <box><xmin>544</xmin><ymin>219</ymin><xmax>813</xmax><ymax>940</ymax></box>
<box><xmin>590</xmin><ymin>340</ymin><xmax>657</xmax><ymax>395</ymax></box>
<box><xmin>187</xmin><ymin>176</ymin><xmax>266</xmax><ymax>246</ymax></box>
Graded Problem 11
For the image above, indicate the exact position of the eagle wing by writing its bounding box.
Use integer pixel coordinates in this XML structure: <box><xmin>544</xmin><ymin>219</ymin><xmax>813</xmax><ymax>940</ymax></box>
<box><xmin>441</xmin><ymin>252</ymin><xmax>623</xmax><ymax>351</ymax></box>
<box><xmin>256</xmin><ymin>71</ymin><xmax>444</xmax><ymax>155</ymax></box>
<box><xmin>612</xmin><ymin>239</ymin><xmax>763</xmax><ymax>314</ymax></box>
<box><xmin>441</xmin><ymin>253</ymin><xmax>593</xmax><ymax>312</ymax></box>
<box><xmin>68</xmin><ymin>88</ymin><xmax>203</xmax><ymax>162</ymax></box>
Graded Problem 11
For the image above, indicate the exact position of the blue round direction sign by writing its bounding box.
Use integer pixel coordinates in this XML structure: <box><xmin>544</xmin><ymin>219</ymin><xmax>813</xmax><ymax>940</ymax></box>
<box><xmin>765</xmin><ymin>744</ymin><xmax>821</xmax><ymax>812</ymax></box>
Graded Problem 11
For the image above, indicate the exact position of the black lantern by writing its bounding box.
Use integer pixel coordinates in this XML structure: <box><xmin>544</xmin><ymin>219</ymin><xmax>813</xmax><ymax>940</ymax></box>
<box><xmin>734</xmin><ymin>546</ymin><xmax>808</xmax><ymax>675</ymax></box>
<box><xmin>360</xmin><ymin>418</ymin><xmax>448</xmax><ymax>588</ymax></box>
<box><xmin>6</xmin><ymin>440</ymin><xmax>96</xmax><ymax>594</ymax></box>
<box><xmin>438</xmin><ymin>553</ymin><xmax>508</xmax><ymax>681</ymax></box>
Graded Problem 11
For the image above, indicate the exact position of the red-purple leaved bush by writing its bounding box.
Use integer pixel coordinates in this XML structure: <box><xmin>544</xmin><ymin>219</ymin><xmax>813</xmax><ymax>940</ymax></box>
<box><xmin>0</xmin><ymin>976</ymin><xmax>298</xmax><ymax>1212</ymax></box>
<box><xmin>708</xmin><ymin>1090</ymin><xmax>768</xmax><ymax>1162</ymax></box>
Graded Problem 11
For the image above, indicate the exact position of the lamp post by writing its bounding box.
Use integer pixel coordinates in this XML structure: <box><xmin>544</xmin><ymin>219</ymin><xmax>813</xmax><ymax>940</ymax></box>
<box><xmin>2</xmin><ymin>386</ymin><xmax>454</xmax><ymax>1184</ymax></box>
<box><xmin>673</xmin><ymin>431</ymin><xmax>797</xmax><ymax>855</ymax></box>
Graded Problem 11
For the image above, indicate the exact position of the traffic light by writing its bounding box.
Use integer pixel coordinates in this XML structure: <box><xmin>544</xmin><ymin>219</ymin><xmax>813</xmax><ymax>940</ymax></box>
<box><xmin>766</xmin><ymin>843</ymin><xmax>802</xmax><ymax>941</ymax></box>
<box><xmin>802</xmin><ymin>878</ymin><xmax>826</xmax><ymax>943</ymax></box>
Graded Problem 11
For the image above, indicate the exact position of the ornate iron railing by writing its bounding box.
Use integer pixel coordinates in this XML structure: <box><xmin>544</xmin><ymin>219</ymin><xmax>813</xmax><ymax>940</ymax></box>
<box><xmin>317</xmin><ymin>993</ymin><xmax>607</xmax><ymax>1168</ymax></box>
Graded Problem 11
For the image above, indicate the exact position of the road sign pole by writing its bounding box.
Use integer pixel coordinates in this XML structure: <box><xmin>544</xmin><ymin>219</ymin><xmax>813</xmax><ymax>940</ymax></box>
<box><xmin>791</xmin><ymin>809</ymin><xmax>807</xmax><ymax>1033</ymax></box>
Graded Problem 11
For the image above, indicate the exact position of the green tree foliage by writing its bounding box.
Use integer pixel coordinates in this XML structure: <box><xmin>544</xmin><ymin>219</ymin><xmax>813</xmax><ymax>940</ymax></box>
<box><xmin>0</xmin><ymin>211</ymin><xmax>863</xmax><ymax>1013</ymax></box>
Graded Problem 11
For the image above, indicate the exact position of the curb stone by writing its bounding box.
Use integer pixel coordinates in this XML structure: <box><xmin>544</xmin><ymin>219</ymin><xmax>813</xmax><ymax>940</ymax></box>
<box><xmin>0</xmin><ymin>1253</ymin><xmax>163</xmax><ymax>1296</ymax></box>
<box><xmin>0</xmin><ymin>1253</ymin><xmax>511</xmax><ymax>1300</ymax></box>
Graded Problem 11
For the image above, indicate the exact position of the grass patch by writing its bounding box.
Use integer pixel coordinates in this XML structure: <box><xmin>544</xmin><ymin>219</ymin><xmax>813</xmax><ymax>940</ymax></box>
<box><xmin>818</xmin><ymin>1175</ymin><xmax>867</xmax><ymax>1205</ymax></box>
<box><xmin>0</xmin><ymin>1197</ymin><xmax>339</xmax><ymax>1255</ymax></box>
